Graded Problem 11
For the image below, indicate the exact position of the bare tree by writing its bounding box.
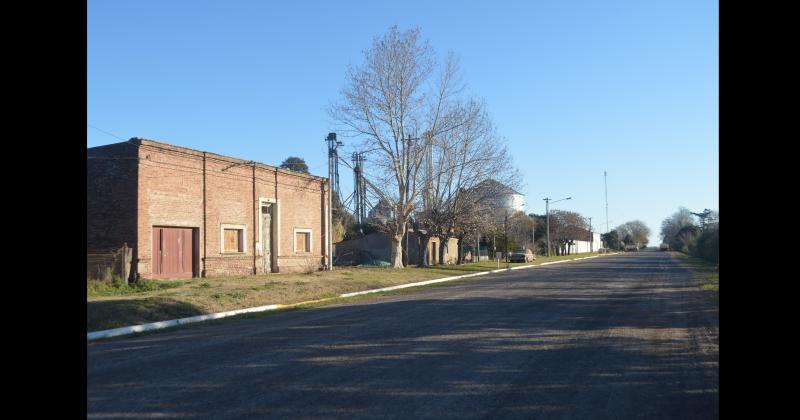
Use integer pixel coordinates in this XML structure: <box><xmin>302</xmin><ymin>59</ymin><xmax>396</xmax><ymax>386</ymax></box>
<box><xmin>507</xmin><ymin>210</ymin><xmax>535</xmax><ymax>250</ymax></box>
<box><xmin>660</xmin><ymin>207</ymin><xmax>700</xmax><ymax>252</ymax></box>
<box><xmin>329</xmin><ymin>26</ymin><xmax>466</xmax><ymax>268</ymax></box>
<box><xmin>416</xmin><ymin>98</ymin><xmax>519</xmax><ymax>265</ymax></box>
<box><xmin>451</xmin><ymin>194</ymin><xmax>493</xmax><ymax>264</ymax></box>
<box><xmin>548</xmin><ymin>210</ymin><xmax>589</xmax><ymax>255</ymax></box>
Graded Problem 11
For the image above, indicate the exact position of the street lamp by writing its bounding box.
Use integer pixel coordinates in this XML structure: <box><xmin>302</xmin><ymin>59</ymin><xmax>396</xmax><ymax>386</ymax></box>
<box><xmin>531</xmin><ymin>214</ymin><xmax>535</xmax><ymax>256</ymax></box>
<box><xmin>504</xmin><ymin>210</ymin><xmax>509</xmax><ymax>268</ymax></box>
<box><xmin>543</xmin><ymin>196</ymin><xmax>571</xmax><ymax>257</ymax></box>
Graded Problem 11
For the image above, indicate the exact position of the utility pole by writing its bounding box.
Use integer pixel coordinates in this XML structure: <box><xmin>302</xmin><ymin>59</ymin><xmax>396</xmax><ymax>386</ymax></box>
<box><xmin>589</xmin><ymin>217</ymin><xmax>592</xmax><ymax>252</ymax></box>
<box><xmin>476</xmin><ymin>233</ymin><xmax>480</xmax><ymax>262</ymax></box>
<box><xmin>531</xmin><ymin>215</ymin><xmax>535</xmax><ymax>256</ymax></box>
<box><xmin>504</xmin><ymin>210</ymin><xmax>509</xmax><ymax>267</ymax></box>
<box><xmin>545</xmin><ymin>199</ymin><xmax>550</xmax><ymax>257</ymax></box>
<box><xmin>543</xmin><ymin>196</ymin><xmax>571</xmax><ymax>257</ymax></box>
<box><xmin>604</xmin><ymin>171</ymin><xmax>609</xmax><ymax>234</ymax></box>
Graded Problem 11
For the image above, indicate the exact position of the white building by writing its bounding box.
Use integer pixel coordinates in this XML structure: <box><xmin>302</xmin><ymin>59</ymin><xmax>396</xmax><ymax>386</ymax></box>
<box><xmin>571</xmin><ymin>232</ymin><xmax>603</xmax><ymax>253</ymax></box>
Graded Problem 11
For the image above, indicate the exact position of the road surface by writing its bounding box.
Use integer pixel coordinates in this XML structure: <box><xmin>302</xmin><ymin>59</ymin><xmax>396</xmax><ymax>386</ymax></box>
<box><xmin>87</xmin><ymin>251</ymin><xmax>719</xmax><ymax>419</ymax></box>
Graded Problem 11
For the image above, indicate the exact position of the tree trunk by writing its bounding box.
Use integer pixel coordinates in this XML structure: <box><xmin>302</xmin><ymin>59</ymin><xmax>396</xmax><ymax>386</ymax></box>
<box><xmin>418</xmin><ymin>235</ymin><xmax>431</xmax><ymax>267</ymax></box>
<box><xmin>456</xmin><ymin>236</ymin><xmax>463</xmax><ymax>265</ymax></box>
<box><xmin>391</xmin><ymin>234</ymin><xmax>403</xmax><ymax>268</ymax></box>
<box><xmin>439</xmin><ymin>240</ymin><xmax>447</xmax><ymax>265</ymax></box>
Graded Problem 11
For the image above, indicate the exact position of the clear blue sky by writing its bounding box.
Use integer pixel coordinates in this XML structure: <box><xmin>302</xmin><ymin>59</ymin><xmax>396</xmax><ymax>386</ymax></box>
<box><xmin>88</xmin><ymin>0</ymin><xmax>718</xmax><ymax>245</ymax></box>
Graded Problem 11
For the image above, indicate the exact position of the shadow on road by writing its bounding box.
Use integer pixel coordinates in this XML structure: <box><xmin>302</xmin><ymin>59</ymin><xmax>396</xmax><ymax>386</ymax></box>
<box><xmin>88</xmin><ymin>252</ymin><xmax>718</xmax><ymax>419</ymax></box>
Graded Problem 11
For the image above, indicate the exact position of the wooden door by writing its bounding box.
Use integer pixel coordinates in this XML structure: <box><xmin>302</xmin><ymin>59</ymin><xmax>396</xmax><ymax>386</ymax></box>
<box><xmin>152</xmin><ymin>227</ymin><xmax>194</xmax><ymax>278</ymax></box>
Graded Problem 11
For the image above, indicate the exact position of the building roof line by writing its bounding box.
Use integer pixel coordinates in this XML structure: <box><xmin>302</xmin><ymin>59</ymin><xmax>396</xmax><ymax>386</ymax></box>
<box><xmin>89</xmin><ymin>138</ymin><xmax>328</xmax><ymax>183</ymax></box>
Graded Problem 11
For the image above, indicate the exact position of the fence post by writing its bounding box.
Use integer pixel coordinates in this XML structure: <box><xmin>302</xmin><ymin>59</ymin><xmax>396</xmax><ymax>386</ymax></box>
<box><xmin>121</xmin><ymin>243</ymin><xmax>130</xmax><ymax>284</ymax></box>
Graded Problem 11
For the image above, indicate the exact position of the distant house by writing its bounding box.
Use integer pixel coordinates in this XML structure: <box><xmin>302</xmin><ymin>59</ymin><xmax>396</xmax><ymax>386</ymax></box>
<box><xmin>570</xmin><ymin>231</ymin><xmax>603</xmax><ymax>253</ymax></box>
<box><xmin>87</xmin><ymin>138</ymin><xmax>330</xmax><ymax>280</ymax></box>
<box><xmin>334</xmin><ymin>228</ymin><xmax>460</xmax><ymax>267</ymax></box>
<box><xmin>367</xmin><ymin>199</ymin><xmax>394</xmax><ymax>224</ymax></box>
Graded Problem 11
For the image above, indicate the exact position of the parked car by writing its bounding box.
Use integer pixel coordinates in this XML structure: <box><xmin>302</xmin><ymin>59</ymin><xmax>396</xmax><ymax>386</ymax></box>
<box><xmin>624</xmin><ymin>244</ymin><xmax>638</xmax><ymax>252</ymax></box>
<box><xmin>659</xmin><ymin>243</ymin><xmax>669</xmax><ymax>251</ymax></box>
<box><xmin>509</xmin><ymin>248</ymin><xmax>535</xmax><ymax>263</ymax></box>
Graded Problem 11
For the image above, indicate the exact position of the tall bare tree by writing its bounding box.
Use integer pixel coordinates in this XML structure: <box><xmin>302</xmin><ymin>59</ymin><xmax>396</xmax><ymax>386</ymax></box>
<box><xmin>330</xmin><ymin>26</ymin><xmax>512</xmax><ymax>268</ymax></box>
<box><xmin>330</xmin><ymin>26</ymin><xmax>460</xmax><ymax>268</ymax></box>
<box><xmin>416</xmin><ymin>98</ymin><xmax>519</xmax><ymax>265</ymax></box>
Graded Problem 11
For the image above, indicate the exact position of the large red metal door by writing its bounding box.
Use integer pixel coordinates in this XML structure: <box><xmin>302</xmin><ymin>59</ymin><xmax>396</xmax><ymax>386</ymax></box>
<box><xmin>152</xmin><ymin>227</ymin><xmax>194</xmax><ymax>278</ymax></box>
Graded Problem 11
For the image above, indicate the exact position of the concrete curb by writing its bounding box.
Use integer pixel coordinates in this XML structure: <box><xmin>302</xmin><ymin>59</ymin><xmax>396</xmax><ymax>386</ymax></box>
<box><xmin>88</xmin><ymin>252</ymin><xmax>620</xmax><ymax>341</ymax></box>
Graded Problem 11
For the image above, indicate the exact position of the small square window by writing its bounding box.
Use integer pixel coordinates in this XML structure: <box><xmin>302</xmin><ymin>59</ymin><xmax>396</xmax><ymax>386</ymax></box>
<box><xmin>295</xmin><ymin>231</ymin><xmax>310</xmax><ymax>253</ymax></box>
<box><xmin>223</xmin><ymin>228</ymin><xmax>243</xmax><ymax>253</ymax></box>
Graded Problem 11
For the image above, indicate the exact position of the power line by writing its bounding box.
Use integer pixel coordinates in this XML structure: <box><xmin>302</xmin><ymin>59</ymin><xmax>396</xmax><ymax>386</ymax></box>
<box><xmin>88</xmin><ymin>124</ymin><xmax>125</xmax><ymax>141</ymax></box>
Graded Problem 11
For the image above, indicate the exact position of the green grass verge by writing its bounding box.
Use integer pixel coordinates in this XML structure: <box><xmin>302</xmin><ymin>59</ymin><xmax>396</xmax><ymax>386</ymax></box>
<box><xmin>87</xmin><ymin>252</ymin><xmax>602</xmax><ymax>332</ymax></box>
<box><xmin>672</xmin><ymin>252</ymin><xmax>719</xmax><ymax>295</ymax></box>
<box><xmin>87</xmin><ymin>279</ymin><xmax>187</xmax><ymax>297</ymax></box>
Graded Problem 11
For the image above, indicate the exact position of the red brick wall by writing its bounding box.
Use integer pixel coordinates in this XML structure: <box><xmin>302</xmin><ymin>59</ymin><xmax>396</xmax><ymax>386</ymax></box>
<box><xmin>135</xmin><ymin>139</ymin><xmax>328</xmax><ymax>277</ymax></box>
<box><xmin>87</xmin><ymin>142</ymin><xmax>139</xmax><ymax>268</ymax></box>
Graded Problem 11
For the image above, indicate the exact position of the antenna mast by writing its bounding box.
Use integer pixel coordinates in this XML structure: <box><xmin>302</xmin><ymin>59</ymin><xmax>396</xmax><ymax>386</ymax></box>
<box><xmin>604</xmin><ymin>171</ymin><xmax>609</xmax><ymax>233</ymax></box>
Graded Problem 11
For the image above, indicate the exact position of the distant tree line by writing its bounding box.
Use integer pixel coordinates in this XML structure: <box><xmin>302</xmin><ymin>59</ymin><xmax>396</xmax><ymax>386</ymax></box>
<box><xmin>660</xmin><ymin>207</ymin><xmax>719</xmax><ymax>266</ymax></box>
<box><xmin>600</xmin><ymin>220</ymin><xmax>651</xmax><ymax>250</ymax></box>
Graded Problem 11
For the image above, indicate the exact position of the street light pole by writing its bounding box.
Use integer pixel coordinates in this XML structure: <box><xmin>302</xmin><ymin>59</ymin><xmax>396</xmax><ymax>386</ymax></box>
<box><xmin>543</xmin><ymin>196</ymin><xmax>571</xmax><ymax>257</ymax></box>
<box><xmin>504</xmin><ymin>210</ymin><xmax>509</xmax><ymax>267</ymax></box>
<box><xmin>545</xmin><ymin>200</ymin><xmax>550</xmax><ymax>256</ymax></box>
<box><xmin>531</xmin><ymin>215</ymin><xmax>535</xmax><ymax>256</ymax></box>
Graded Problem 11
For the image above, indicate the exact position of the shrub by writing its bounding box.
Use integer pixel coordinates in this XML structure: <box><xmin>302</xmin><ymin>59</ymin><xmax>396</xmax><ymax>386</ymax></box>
<box><xmin>689</xmin><ymin>225</ymin><xmax>719</xmax><ymax>265</ymax></box>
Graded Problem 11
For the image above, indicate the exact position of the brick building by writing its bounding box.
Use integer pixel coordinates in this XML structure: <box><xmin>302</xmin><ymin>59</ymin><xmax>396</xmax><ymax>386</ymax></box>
<box><xmin>87</xmin><ymin>138</ymin><xmax>330</xmax><ymax>279</ymax></box>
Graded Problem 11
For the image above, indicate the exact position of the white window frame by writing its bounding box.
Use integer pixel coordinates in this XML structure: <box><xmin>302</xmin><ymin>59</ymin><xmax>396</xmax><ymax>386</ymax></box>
<box><xmin>293</xmin><ymin>227</ymin><xmax>313</xmax><ymax>254</ymax></box>
<box><xmin>256</xmin><ymin>198</ymin><xmax>278</xmax><ymax>257</ymax></box>
<box><xmin>221</xmin><ymin>224</ymin><xmax>247</xmax><ymax>254</ymax></box>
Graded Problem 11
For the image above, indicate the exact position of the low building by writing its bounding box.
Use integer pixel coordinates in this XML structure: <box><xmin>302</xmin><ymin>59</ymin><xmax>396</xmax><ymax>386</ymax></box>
<box><xmin>334</xmin><ymin>230</ymin><xmax>460</xmax><ymax>266</ymax></box>
<box><xmin>87</xmin><ymin>138</ymin><xmax>330</xmax><ymax>279</ymax></box>
<box><xmin>571</xmin><ymin>232</ymin><xmax>603</xmax><ymax>253</ymax></box>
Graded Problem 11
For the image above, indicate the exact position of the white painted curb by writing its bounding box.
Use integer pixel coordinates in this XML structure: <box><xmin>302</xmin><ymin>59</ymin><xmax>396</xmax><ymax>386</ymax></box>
<box><xmin>87</xmin><ymin>304</ymin><xmax>282</xmax><ymax>341</ymax></box>
<box><xmin>88</xmin><ymin>252</ymin><xmax>620</xmax><ymax>341</ymax></box>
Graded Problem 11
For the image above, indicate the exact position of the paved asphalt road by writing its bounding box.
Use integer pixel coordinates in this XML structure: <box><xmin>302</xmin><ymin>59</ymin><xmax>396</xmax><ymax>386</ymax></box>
<box><xmin>87</xmin><ymin>251</ymin><xmax>719</xmax><ymax>419</ymax></box>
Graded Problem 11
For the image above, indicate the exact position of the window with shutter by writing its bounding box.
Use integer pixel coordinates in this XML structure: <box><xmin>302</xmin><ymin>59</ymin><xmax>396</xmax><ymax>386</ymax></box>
<box><xmin>295</xmin><ymin>232</ymin><xmax>309</xmax><ymax>253</ymax></box>
<box><xmin>223</xmin><ymin>228</ymin><xmax>244</xmax><ymax>252</ymax></box>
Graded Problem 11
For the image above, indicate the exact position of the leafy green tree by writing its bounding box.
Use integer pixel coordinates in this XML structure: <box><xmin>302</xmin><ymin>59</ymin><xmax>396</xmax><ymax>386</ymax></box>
<box><xmin>601</xmin><ymin>230</ymin><xmax>621</xmax><ymax>250</ymax></box>
<box><xmin>690</xmin><ymin>223</ymin><xmax>719</xmax><ymax>265</ymax></box>
<box><xmin>279</xmin><ymin>156</ymin><xmax>309</xmax><ymax>174</ymax></box>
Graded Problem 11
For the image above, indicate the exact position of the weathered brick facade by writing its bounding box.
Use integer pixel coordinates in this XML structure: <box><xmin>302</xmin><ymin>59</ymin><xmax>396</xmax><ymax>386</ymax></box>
<box><xmin>87</xmin><ymin>142</ymin><xmax>139</xmax><ymax>252</ymax></box>
<box><xmin>87</xmin><ymin>138</ymin><xmax>330</xmax><ymax>278</ymax></box>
